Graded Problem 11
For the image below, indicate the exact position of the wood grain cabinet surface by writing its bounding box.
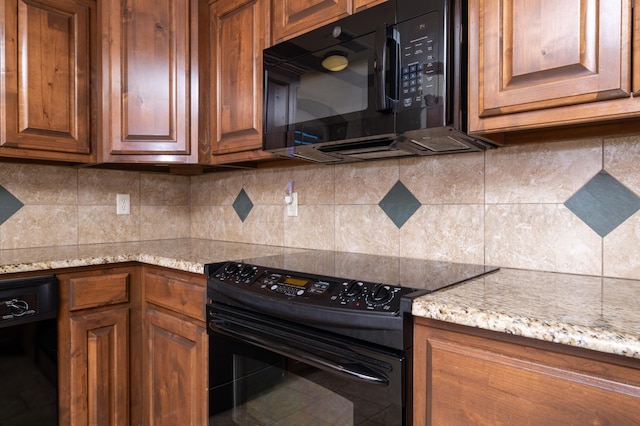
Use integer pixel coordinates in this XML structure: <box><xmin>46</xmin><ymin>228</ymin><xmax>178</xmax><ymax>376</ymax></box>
<box><xmin>271</xmin><ymin>0</ymin><xmax>386</xmax><ymax>44</ymax></box>
<box><xmin>141</xmin><ymin>265</ymin><xmax>207</xmax><ymax>426</ymax></box>
<box><xmin>203</xmin><ymin>0</ymin><xmax>274</xmax><ymax>164</ymax></box>
<box><xmin>57</xmin><ymin>266</ymin><xmax>139</xmax><ymax>426</ymax></box>
<box><xmin>413</xmin><ymin>318</ymin><xmax>640</xmax><ymax>426</ymax></box>
<box><xmin>468</xmin><ymin>0</ymin><xmax>640</xmax><ymax>143</ymax></box>
<box><xmin>0</xmin><ymin>0</ymin><xmax>96</xmax><ymax>163</ymax></box>
<box><xmin>99</xmin><ymin>0</ymin><xmax>199</xmax><ymax>164</ymax></box>
<box><xmin>57</xmin><ymin>264</ymin><xmax>207</xmax><ymax>425</ymax></box>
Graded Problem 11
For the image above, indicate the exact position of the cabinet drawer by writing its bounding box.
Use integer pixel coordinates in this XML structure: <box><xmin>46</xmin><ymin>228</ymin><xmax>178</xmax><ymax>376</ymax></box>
<box><xmin>144</xmin><ymin>269</ymin><xmax>205</xmax><ymax>321</ymax></box>
<box><xmin>69</xmin><ymin>273</ymin><xmax>130</xmax><ymax>311</ymax></box>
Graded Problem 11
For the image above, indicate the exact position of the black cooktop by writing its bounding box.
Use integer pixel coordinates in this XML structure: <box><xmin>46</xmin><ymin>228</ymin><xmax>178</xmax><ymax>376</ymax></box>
<box><xmin>223</xmin><ymin>249</ymin><xmax>497</xmax><ymax>296</ymax></box>
<box><xmin>205</xmin><ymin>250</ymin><xmax>497</xmax><ymax>350</ymax></box>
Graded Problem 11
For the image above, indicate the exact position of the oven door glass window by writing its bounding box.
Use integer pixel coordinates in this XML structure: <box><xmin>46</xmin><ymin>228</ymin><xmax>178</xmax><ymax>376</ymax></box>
<box><xmin>209</xmin><ymin>333</ymin><xmax>404</xmax><ymax>425</ymax></box>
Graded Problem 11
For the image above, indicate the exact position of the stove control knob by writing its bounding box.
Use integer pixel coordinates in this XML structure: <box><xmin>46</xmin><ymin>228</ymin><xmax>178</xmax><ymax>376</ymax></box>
<box><xmin>239</xmin><ymin>265</ymin><xmax>257</xmax><ymax>279</ymax></box>
<box><xmin>223</xmin><ymin>262</ymin><xmax>241</xmax><ymax>276</ymax></box>
<box><xmin>371</xmin><ymin>284</ymin><xmax>393</xmax><ymax>304</ymax></box>
<box><xmin>344</xmin><ymin>281</ymin><xmax>364</xmax><ymax>298</ymax></box>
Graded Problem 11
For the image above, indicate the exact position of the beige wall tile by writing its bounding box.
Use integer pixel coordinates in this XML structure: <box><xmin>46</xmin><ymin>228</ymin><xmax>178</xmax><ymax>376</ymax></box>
<box><xmin>140</xmin><ymin>174</ymin><xmax>190</xmax><ymax>206</ymax></box>
<box><xmin>0</xmin><ymin>163</ymin><xmax>77</xmax><ymax>204</ymax></box>
<box><xmin>141</xmin><ymin>205</ymin><xmax>190</xmax><ymax>240</ymax></box>
<box><xmin>291</xmin><ymin>164</ymin><xmax>335</xmax><ymax>205</ymax></box>
<box><xmin>78</xmin><ymin>205</ymin><xmax>140</xmax><ymax>244</ymax></box>
<box><xmin>78</xmin><ymin>169</ymin><xmax>140</xmax><ymax>205</ymax></box>
<box><xmin>485</xmin><ymin>139</ymin><xmax>602</xmax><ymax>203</ymax></box>
<box><xmin>242</xmin><ymin>168</ymin><xmax>285</xmax><ymax>205</ymax></box>
<box><xmin>335</xmin><ymin>160</ymin><xmax>399</xmax><ymax>204</ymax></box>
<box><xmin>2</xmin><ymin>205</ymin><xmax>78</xmax><ymax>249</ymax></box>
<box><xmin>335</xmin><ymin>205</ymin><xmax>400</xmax><ymax>256</ymax></box>
<box><xmin>399</xmin><ymin>205</ymin><xmax>485</xmax><ymax>264</ymax></box>
<box><xmin>208</xmin><ymin>206</ymin><xmax>245</xmax><ymax>242</ymax></box>
<box><xmin>400</xmin><ymin>153</ymin><xmax>485</xmax><ymax>204</ymax></box>
<box><xmin>284</xmin><ymin>205</ymin><xmax>335</xmax><ymax>250</ymax></box>
<box><xmin>190</xmin><ymin>174</ymin><xmax>213</xmax><ymax>206</ymax></box>
<box><xmin>211</xmin><ymin>171</ymin><xmax>244</xmax><ymax>205</ymax></box>
<box><xmin>485</xmin><ymin>204</ymin><xmax>602</xmax><ymax>275</ymax></box>
<box><xmin>604</xmin><ymin>135</ymin><xmax>640</xmax><ymax>193</ymax></box>
<box><xmin>190</xmin><ymin>205</ymin><xmax>213</xmax><ymax>238</ymax></box>
<box><xmin>242</xmin><ymin>205</ymin><xmax>284</xmax><ymax>246</ymax></box>
<box><xmin>603</xmin><ymin>213</ymin><xmax>640</xmax><ymax>279</ymax></box>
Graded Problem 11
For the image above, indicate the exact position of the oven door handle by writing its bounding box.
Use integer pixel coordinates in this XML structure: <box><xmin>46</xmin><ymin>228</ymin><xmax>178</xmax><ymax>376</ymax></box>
<box><xmin>212</xmin><ymin>319</ymin><xmax>390</xmax><ymax>386</ymax></box>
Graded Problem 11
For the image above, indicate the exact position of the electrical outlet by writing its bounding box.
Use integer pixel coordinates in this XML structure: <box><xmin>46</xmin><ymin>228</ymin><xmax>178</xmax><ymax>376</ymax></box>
<box><xmin>286</xmin><ymin>192</ymin><xmax>298</xmax><ymax>217</ymax></box>
<box><xmin>116</xmin><ymin>194</ymin><xmax>130</xmax><ymax>215</ymax></box>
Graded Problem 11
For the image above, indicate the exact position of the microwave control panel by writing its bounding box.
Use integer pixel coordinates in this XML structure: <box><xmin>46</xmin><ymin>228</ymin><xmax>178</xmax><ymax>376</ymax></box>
<box><xmin>397</xmin><ymin>11</ymin><xmax>442</xmax><ymax>111</ymax></box>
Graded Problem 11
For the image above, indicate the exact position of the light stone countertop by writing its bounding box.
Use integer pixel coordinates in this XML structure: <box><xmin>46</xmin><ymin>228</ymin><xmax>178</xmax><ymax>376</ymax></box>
<box><xmin>412</xmin><ymin>268</ymin><xmax>640</xmax><ymax>359</ymax></box>
<box><xmin>0</xmin><ymin>239</ymin><xmax>302</xmax><ymax>275</ymax></box>
<box><xmin>1</xmin><ymin>239</ymin><xmax>639</xmax><ymax>360</ymax></box>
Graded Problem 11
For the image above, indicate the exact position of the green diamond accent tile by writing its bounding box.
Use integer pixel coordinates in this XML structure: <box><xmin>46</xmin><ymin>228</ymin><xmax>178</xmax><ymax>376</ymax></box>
<box><xmin>0</xmin><ymin>186</ymin><xmax>24</xmax><ymax>225</ymax></box>
<box><xmin>564</xmin><ymin>170</ymin><xmax>640</xmax><ymax>237</ymax></box>
<box><xmin>379</xmin><ymin>180</ymin><xmax>421</xmax><ymax>229</ymax></box>
<box><xmin>232</xmin><ymin>189</ymin><xmax>254</xmax><ymax>222</ymax></box>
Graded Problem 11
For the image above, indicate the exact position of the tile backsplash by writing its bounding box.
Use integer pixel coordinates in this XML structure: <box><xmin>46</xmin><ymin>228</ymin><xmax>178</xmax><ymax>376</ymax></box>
<box><xmin>2</xmin><ymin>135</ymin><xmax>640</xmax><ymax>279</ymax></box>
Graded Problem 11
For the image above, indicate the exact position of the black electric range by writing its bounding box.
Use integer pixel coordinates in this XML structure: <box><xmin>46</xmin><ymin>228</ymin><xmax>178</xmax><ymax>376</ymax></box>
<box><xmin>205</xmin><ymin>250</ymin><xmax>497</xmax><ymax>351</ymax></box>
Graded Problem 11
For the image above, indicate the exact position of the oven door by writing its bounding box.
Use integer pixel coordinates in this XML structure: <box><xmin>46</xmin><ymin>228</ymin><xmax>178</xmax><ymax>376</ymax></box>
<box><xmin>208</xmin><ymin>302</ymin><xmax>406</xmax><ymax>425</ymax></box>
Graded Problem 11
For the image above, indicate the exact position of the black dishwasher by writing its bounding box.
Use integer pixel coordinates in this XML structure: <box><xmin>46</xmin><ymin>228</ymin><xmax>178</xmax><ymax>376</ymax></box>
<box><xmin>0</xmin><ymin>275</ymin><xmax>58</xmax><ymax>425</ymax></box>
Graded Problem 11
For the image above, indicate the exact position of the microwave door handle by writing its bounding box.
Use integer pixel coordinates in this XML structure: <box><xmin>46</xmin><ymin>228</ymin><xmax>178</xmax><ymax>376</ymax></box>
<box><xmin>374</xmin><ymin>24</ymin><xmax>399</xmax><ymax>112</ymax></box>
<box><xmin>212</xmin><ymin>320</ymin><xmax>390</xmax><ymax>386</ymax></box>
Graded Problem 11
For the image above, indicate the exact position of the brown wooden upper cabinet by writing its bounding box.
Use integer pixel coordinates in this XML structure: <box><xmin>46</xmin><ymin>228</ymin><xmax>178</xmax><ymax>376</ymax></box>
<box><xmin>0</xmin><ymin>0</ymin><xmax>96</xmax><ymax>163</ymax></box>
<box><xmin>468</xmin><ymin>0</ymin><xmax>640</xmax><ymax>142</ymax></box>
<box><xmin>272</xmin><ymin>0</ymin><xmax>386</xmax><ymax>44</ymax></box>
<box><xmin>99</xmin><ymin>0</ymin><xmax>199</xmax><ymax>163</ymax></box>
<box><xmin>204</xmin><ymin>0</ymin><xmax>274</xmax><ymax>164</ymax></box>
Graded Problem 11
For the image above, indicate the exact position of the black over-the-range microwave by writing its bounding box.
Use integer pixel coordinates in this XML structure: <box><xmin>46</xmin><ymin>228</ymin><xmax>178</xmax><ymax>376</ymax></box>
<box><xmin>263</xmin><ymin>0</ymin><xmax>495</xmax><ymax>163</ymax></box>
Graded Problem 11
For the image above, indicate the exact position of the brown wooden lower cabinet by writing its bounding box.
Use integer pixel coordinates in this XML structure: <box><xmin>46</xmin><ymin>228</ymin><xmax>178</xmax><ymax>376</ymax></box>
<box><xmin>413</xmin><ymin>317</ymin><xmax>640</xmax><ymax>425</ymax></box>
<box><xmin>142</xmin><ymin>265</ymin><xmax>208</xmax><ymax>425</ymax></box>
<box><xmin>58</xmin><ymin>265</ymin><xmax>139</xmax><ymax>426</ymax></box>
<box><xmin>57</xmin><ymin>264</ymin><xmax>206</xmax><ymax>425</ymax></box>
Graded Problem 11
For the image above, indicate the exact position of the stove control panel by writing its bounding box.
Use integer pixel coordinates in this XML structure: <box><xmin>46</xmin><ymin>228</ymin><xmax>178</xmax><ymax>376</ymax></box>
<box><xmin>209</xmin><ymin>262</ymin><xmax>414</xmax><ymax>314</ymax></box>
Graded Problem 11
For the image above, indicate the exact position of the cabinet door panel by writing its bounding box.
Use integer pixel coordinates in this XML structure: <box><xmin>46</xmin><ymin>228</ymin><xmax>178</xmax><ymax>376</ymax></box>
<box><xmin>208</xmin><ymin>0</ymin><xmax>269</xmax><ymax>156</ymax></box>
<box><xmin>272</xmin><ymin>0</ymin><xmax>351</xmax><ymax>42</ymax></box>
<box><xmin>0</xmin><ymin>0</ymin><xmax>92</xmax><ymax>157</ymax></box>
<box><xmin>144</xmin><ymin>307</ymin><xmax>207</xmax><ymax>425</ymax></box>
<box><xmin>101</xmin><ymin>0</ymin><xmax>197</xmax><ymax>161</ymax></box>
<box><xmin>69</xmin><ymin>307</ymin><xmax>129</xmax><ymax>425</ymax></box>
<box><xmin>477</xmin><ymin>0</ymin><xmax>630</xmax><ymax>117</ymax></box>
<box><xmin>414</xmin><ymin>320</ymin><xmax>640</xmax><ymax>426</ymax></box>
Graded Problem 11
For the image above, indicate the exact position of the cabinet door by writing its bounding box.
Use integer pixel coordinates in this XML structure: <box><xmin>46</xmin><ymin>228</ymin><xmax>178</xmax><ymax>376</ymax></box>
<box><xmin>143</xmin><ymin>307</ymin><xmax>207</xmax><ymax>425</ymax></box>
<box><xmin>206</xmin><ymin>0</ymin><xmax>272</xmax><ymax>163</ymax></box>
<box><xmin>69</xmin><ymin>307</ymin><xmax>130</xmax><ymax>426</ymax></box>
<box><xmin>414</xmin><ymin>319</ymin><xmax>640</xmax><ymax>426</ymax></box>
<box><xmin>272</xmin><ymin>0</ymin><xmax>351</xmax><ymax>43</ymax></box>
<box><xmin>468</xmin><ymin>0</ymin><xmax>639</xmax><ymax>135</ymax></box>
<box><xmin>58</xmin><ymin>266</ymin><xmax>139</xmax><ymax>426</ymax></box>
<box><xmin>0</xmin><ymin>0</ymin><xmax>94</xmax><ymax>162</ymax></box>
<box><xmin>354</xmin><ymin>0</ymin><xmax>385</xmax><ymax>12</ymax></box>
<box><xmin>100</xmin><ymin>0</ymin><xmax>198</xmax><ymax>163</ymax></box>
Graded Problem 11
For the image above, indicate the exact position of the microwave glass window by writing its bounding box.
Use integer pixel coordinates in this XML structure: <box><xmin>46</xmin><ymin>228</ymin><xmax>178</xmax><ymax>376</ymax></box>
<box><xmin>296</xmin><ymin>57</ymin><xmax>368</xmax><ymax>121</ymax></box>
<box><xmin>264</xmin><ymin>31</ymin><xmax>396</xmax><ymax>150</ymax></box>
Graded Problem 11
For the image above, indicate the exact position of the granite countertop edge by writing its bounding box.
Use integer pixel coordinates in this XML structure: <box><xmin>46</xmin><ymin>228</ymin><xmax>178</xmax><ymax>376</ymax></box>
<box><xmin>412</xmin><ymin>302</ymin><xmax>640</xmax><ymax>359</ymax></box>
<box><xmin>1</xmin><ymin>239</ymin><xmax>639</xmax><ymax>360</ymax></box>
